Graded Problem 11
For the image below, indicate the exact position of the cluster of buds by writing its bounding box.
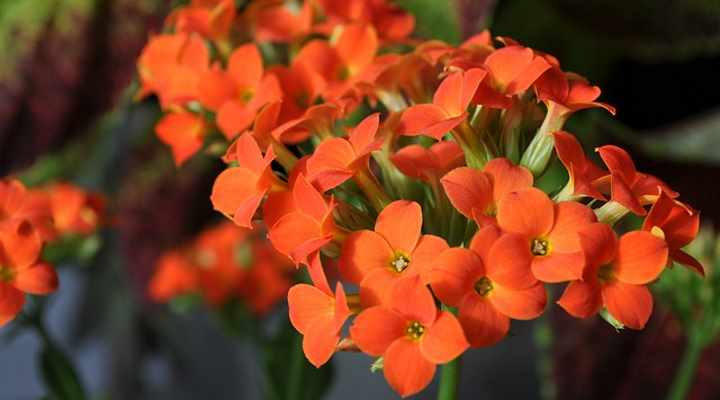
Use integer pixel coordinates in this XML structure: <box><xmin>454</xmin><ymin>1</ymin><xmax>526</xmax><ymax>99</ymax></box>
<box><xmin>0</xmin><ymin>179</ymin><xmax>103</xmax><ymax>326</ymax></box>
<box><xmin>149</xmin><ymin>221</ymin><xmax>294</xmax><ymax>315</ymax></box>
<box><xmin>137</xmin><ymin>0</ymin><xmax>703</xmax><ymax>397</ymax></box>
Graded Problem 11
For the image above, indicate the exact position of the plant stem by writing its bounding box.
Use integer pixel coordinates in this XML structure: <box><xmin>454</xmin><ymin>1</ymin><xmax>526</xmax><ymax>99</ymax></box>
<box><xmin>667</xmin><ymin>336</ymin><xmax>705</xmax><ymax>400</ymax></box>
<box><xmin>287</xmin><ymin>331</ymin><xmax>305</xmax><ymax>400</ymax></box>
<box><xmin>437</xmin><ymin>356</ymin><xmax>461</xmax><ymax>400</ymax></box>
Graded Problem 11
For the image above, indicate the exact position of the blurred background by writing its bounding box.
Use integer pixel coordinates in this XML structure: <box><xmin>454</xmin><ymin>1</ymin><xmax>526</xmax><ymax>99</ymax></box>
<box><xmin>2</xmin><ymin>0</ymin><xmax>720</xmax><ymax>399</ymax></box>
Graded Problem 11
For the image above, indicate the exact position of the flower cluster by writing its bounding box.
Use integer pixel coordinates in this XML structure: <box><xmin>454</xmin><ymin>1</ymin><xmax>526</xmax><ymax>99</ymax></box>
<box><xmin>138</xmin><ymin>1</ymin><xmax>703</xmax><ymax>397</ymax></box>
<box><xmin>0</xmin><ymin>179</ymin><xmax>103</xmax><ymax>326</ymax></box>
<box><xmin>148</xmin><ymin>221</ymin><xmax>294</xmax><ymax>315</ymax></box>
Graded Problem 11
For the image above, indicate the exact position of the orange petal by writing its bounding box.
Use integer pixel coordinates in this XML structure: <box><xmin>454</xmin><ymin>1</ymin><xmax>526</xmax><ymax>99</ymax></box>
<box><xmin>306</xmin><ymin>138</ymin><xmax>356</xmax><ymax>191</ymax></box>
<box><xmin>441</xmin><ymin>167</ymin><xmax>493</xmax><ymax>220</ymax></box>
<box><xmin>0</xmin><ymin>283</ymin><xmax>24</xmax><ymax>327</ymax></box>
<box><xmin>430</xmin><ymin>248</ymin><xmax>481</xmax><ymax>307</ymax></box>
<box><xmin>0</xmin><ymin>220</ymin><xmax>41</xmax><ymax>269</ymax></box>
<box><xmin>390</xmin><ymin>275</ymin><xmax>437</xmax><ymax>326</ymax></box>
<box><xmin>613</xmin><ymin>231</ymin><xmax>668</xmax><ymax>285</ymax></box>
<box><xmin>671</xmin><ymin>249</ymin><xmax>705</xmax><ymax>277</ymax></box>
<box><xmin>557</xmin><ymin>279</ymin><xmax>602</xmax><ymax>318</ymax></box>
<box><xmin>375</xmin><ymin>200</ymin><xmax>422</xmax><ymax>254</ymax></box>
<box><xmin>486</xmin><ymin>233</ymin><xmax>537</xmax><ymax>290</ymax></box>
<box><xmin>303</xmin><ymin>317</ymin><xmax>340</xmax><ymax>368</ymax></box>
<box><xmin>292</xmin><ymin>175</ymin><xmax>330</xmax><ymax>222</ymax></box>
<box><xmin>398</xmin><ymin>104</ymin><xmax>453</xmax><ymax>139</ymax></box>
<box><xmin>484</xmin><ymin>46</ymin><xmax>533</xmax><ymax>89</ymax></box>
<box><xmin>359</xmin><ymin>268</ymin><xmax>397</xmax><ymax>308</ymax></box>
<box><xmin>348</xmin><ymin>113</ymin><xmax>381</xmax><ymax>155</ymax></box>
<box><xmin>13</xmin><ymin>262</ymin><xmax>58</xmax><ymax>295</ymax></box>
<box><xmin>197</xmin><ymin>66</ymin><xmax>236</xmax><ymax>110</ymax></box>
<box><xmin>505</xmin><ymin>56</ymin><xmax>550</xmax><ymax>95</ymax></box>
<box><xmin>546</xmin><ymin>202</ymin><xmax>596</xmax><ymax>252</ymax></box>
<box><xmin>483</xmin><ymin>158</ymin><xmax>533</xmax><ymax>205</ymax></box>
<box><xmin>489</xmin><ymin>281</ymin><xmax>546</xmax><ymax>320</ymax></box>
<box><xmin>308</xmin><ymin>251</ymin><xmax>332</xmax><ymax>296</ymax></box>
<box><xmin>496</xmin><ymin>188</ymin><xmax>554</xmax><ymax>238</ymax></box>
<box><xmin>155</xmin><ymin>112</ymin><xmax>206</xmax><ymax>166</ymax></box>
<box><xmin>383</xmin><ymin>338</ymin><xmax>436</xmax><ymax>398</ymax></box>
<box><xmin>268</xmin><ymin>212</ymin><xmax>326</xmax><ymax>264</ymax></box>
<box><xmin>531</xmin><ymin>251</ymin><xmax>585</xmax><ymax>283</ymax></box>
<box><xmin>217</xmin><ymin>100</ymin><xmax>257</xmax><ymax>139</ymax></box>
<box><xmin>210</xmin><ymin>167</ymin><xmax>265</xmax><ymax>226</ymax></box>
<box><xmin>420</xmin><ymin>311</ymin><xmax>469</xmax><ymax>364</ymax></box>
<box><xmin>408</xmin><ymin>234</ymin><xmax>449</xmax><ymax>284</ymax></box>
<box><xmin>468</xmin><ymin>225</ymin><xmax>503</xmax><ymax>264</ymax></box>
<box><xmin>350</xmin><ymin>306</ymin><xmax>405</xmax><ymax>356</ymax></box>
<box><xmin>601</xmin><ymin>281</ymin><xmax>653</xmax><ymax>330</ymax></box>
<box><xmin>335</xmin><ymin>23</ymin><xmax>378</xmax><ymax>73</ymax></box>
<box><xmin>433</xmin><ymin>69</ymin><xmax>486</xmax><ymax>116</ymax></box>
<box><xmin>227</xmin><ymin>43</ymin><xmax>263</xmax><ymax>87</ymax></box>
<box><xmin>288</xmin><ymin>283</ymin><xmax>333</xmax><ymax>334</ymax></box>
<box><xmin>458</xmin><ymin>293</ymin><xmax>509</xmax><ymax>347</ymax></box>
<box><xmin>577</xmin><ymin>223</ymin><xmax>617</xmax><ymax>267</ymax></box>
<box><xmin>339</xmin><ymin>230</ymin><xmax>393</xmax><ymax>284</ymax></box>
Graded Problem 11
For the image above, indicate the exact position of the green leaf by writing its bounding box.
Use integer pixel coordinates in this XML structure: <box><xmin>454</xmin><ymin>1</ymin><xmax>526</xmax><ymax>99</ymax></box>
<box><xmin>41</xmin><ymin>234</ymin><xmax>102</xmax><ymax>266</ymax></box>
<box><xmin>397</xmin><ymin>0</ymin><xmax>461</xmax><ymax>44</ymax></box>
<box><xmin>599</xmin><ymin>308</ymin><xmax>625</xmax><ymax>331</ymax></box>
<box><xmin>263</xmin><ymin>318</ymin><xmax>334</xmax><ymax>400</ymax></box>
<box><xmin>38</xmin><ymin>342</ymin><xmax>86</xmax><ymax>400</ymax></box>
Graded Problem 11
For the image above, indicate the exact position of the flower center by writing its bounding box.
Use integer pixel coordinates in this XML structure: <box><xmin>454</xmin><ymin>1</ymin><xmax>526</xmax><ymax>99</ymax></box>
<box><xmin>0</xmin><ymin>266</ymin><xmax>15</xmax><ymax>283</ymax></box>
<box><xmin>390</xmin><ymin>253</ymin><xmax>411</xmax><ymax>273</ymax></box>
<box><xmin>531</xmin><ymin>238</ymin><xmax>550</xmax><ymax>256</ymax></box>
<box><xmin>239</xmin><ymin>89</ymin><xmax>255</xmax><ymax>104</ymax></box>
<box><xmin>474</xmin><ymin>276</ymin><xmax>493</xmax><ymax>296</ymax></box>
<box><xmin>406</xmin><ymin>321</ymin><xmax>425</xmax><ymax>340</ymax></box>
<box><xmin>597</xmin><ymin>265</ymin><xmax>614</xmax><ymax>283</ymax></box>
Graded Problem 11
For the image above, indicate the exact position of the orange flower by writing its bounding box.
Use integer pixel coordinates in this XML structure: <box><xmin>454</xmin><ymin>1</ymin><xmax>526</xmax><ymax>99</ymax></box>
<box><xmin>643</xmin><ymin>191</ymin><xmax>703</xmax><ymax>276</ymax></box>
<box><xmin>535</xmin><ymin>67</ymin><xmax>615</xmax><ymax>116</ymax></box>
<box><xmin>167</xmin><ymin>0</ymin><xmax>236</xmax><ymax>41</ymax></box>
<box><xmin>472</xmin><ymin>45</ymin><xmax>551</xmax><ymax>109</ymax></box>
<box><xmin>268</xmin><ymin>61</ymin><xmax>327</xmax><ymax>121</ymax></box>
<box><xmin>315</xmin><ymin>0</ymin><xmax>415</xmax><ymax>41</ymax></box>
<box><xmin>0</xmin><ymin>180</ymin><xmax>53</xmax><ymax>241</ymax></box>
<box><xmin>350</xmin><ymin>276</ymin><xmax>468</xmax><ymax>397</ymax></box>
<box><xmin>268</xmin><ymin>175</ymin><xmax>339</xmax><ymax>266</ymax></box>
<box><xmin>441</xmin><ymin>158</ymin><xmax>533</xmax><ymax>225</ymax></box>
<box><xmin>391</xmin><ymin>141</ymin><xmax>465</xmax><ymax>182</ymax></box>
<box><xmin>0</xmin><ymin>222</ymin><xmax>58</xmax><ymax>326</ymax></box>
<box><xmin>553</xmin><ymin>131</ymin><xmax>606</xmax><ymax>200</ymax></box>
<box><xmin>494</xmin><ymin>188</ymin><xmax>597</xmax><ymax>283</ymax></box>
<box><xmin>307</xmin><ymin>113</ymin><xmax>383</xmax><ymax>191</ymax></box>
<box><xmin>47</xmin><ymin>183</ymin><xmax>103</xmax><ymax>236</ymax></box>
<box><xmin>431</xmin><ymin>225</ymin><xmax>547</xmax><ymax>347</ymax></box>
<box><xmin>211</xmin><ymin>133</ymin><xmax>285</xmax><ymax>227</ymax></box>
<box><xmin>137</xmin><ymin>33</ymin><xmax>209</xmax><ymax>107</ymax></box>
<box><xmin>148</xmin><ymin>249</ymin><xmax>199</xmax><ymax>303</ymax></box>
<box><xmin>596</xmin><ymin>145</ymin><xmax>676</xmax><ymax>215</ymax></box>
<box><xmin>249</xmin><ymin>0</ymin><xmax>314</xmax><ymax>43</ymax></box>
<box><xmin>294</xmin><ymin>23</ymin><xmax>378</xmax><ymax>102</ymax></box>
<box><xmin>192</xmin><ymin>223</ymin><xmax>249</xmax><ymax>306</ymax></box>
<box><xmin>288</xmin><ymin>253</ymin><xmax>351</xmax><ymax>367</ymax></box>
<box><xmin>339</xmin><ymin>200</ymin><xmax>448</xmax><ymax>306</ymax></box>
<box><xmin>198</xmin><ymin>44</ymin><xmax>282</xmax><ymax>138</ymax></box>
<box><xmin>155</xmin><ymin>111</ymin><xmax>208</xmax><ymax>166</ymax></box>
<box><xmin>237</xmin><ymin>243</ymin><xmax>293</xmax><ymax>315</ymax></box>
<box><xmin>398</xmin><ymin>68</ymin><xmax>486</xmax><ymax>140</ymax></box>
<box><xmin>557</xmin><ymin>223</ymin><xmax>668</xmax><ymax>329</ymax></box>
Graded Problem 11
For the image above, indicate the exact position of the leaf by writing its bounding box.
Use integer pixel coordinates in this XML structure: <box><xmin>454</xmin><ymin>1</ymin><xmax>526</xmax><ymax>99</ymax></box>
<box><xmin>38</xmin><ymin>342</ymin><xmax>87</xmax><ymax>400</ymax></box>
<box><xmin>599</xmin><ymin>308</ymin><xmax>625</xmax><ymax>331</ymax></box>
<box><xmin>214</xmin><ymin>299</ymin><xmax>257</xmax><ymax>338</ymax></box>
<box><xmin>262</xmin><ymin>317</ymin><xmax>334</xmax><ymax>400</ymax></box>
<box><xmin>397</xmin><ymin>0</ymin><xmax>461</xmax><ymax>44</ymax></box>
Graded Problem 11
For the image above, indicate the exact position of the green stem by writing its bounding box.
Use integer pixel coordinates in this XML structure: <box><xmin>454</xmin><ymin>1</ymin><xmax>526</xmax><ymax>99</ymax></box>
<box><xmin>437</xmin><ymin>356</ymin><xmax>462</xmax><ymax>400</ymax></box>
<box><xmin>667</xmin><ymin>336</ymin><xmax>705</xmax><ymax>400</ymax></box>
<box><xmin>287</xmin><ymin>332</ymin><xmax>305</xmax><ymax>400</ymax></box>
<box><xmin>534</xmin><ymin>314</ymin><xmax>557</xmax><ymax>400</ymax></box>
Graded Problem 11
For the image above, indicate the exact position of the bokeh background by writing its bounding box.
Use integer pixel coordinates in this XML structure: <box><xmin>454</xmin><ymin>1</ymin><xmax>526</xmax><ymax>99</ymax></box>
<box><xmin>2</xmin><ymin>0</ymin><xmax>720</xmax><ymax>399</ymax></box>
